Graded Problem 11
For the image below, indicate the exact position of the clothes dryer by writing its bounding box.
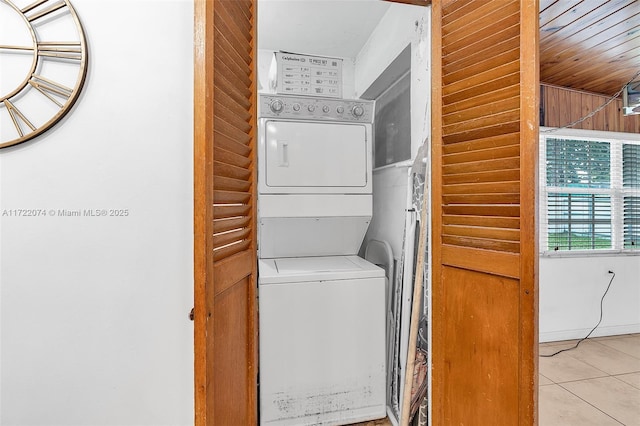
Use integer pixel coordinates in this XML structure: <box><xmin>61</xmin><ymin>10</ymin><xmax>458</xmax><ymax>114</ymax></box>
<box><xmin>257</xmin><ymin>94</ymin><xmax>386</xmax><ymax>425</ymax></box>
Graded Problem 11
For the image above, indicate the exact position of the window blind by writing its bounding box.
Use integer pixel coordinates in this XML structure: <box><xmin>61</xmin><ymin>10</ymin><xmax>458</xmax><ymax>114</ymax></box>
<box><xmin>547</xmin><ymin>193</ymin><xmax>612</xmax><ymax>250</ymax></box>
<box><xmin>623</xmin><ymin>144</ymin><xmax>640</xmax><ymax>188</ymax></box>
<box><xmin>541</xmin><ymin>134</ymin><xmax>639</xmax><ymax>253</ymax></box>
<box><xmin>624</xmin><ymin>196</ymin><xmax>640</xmax><ymax>248</ymax></box>
<box><xmin>546</xmin><ymin>138</ymin><xmax>610</xmax><ymax>188</ymax></box>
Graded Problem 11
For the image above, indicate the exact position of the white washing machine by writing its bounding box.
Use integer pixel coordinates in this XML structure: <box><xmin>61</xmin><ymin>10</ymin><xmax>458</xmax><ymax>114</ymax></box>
<box><xmin>258</xmin><ymin>94</ymin><xmax>386</xmax><ymax>425</ymax></box>
<box><xmin>259</xmin><ymin>256</ymin><xmax>385</xmax><ymax>425</ymax></box>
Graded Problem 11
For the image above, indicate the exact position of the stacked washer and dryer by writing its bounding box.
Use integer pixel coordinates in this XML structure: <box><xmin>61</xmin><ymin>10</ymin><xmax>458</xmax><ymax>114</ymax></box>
<box><xmin>258</xmin><ymin>94</ymin><xmax>386</xmax><ymax>425</ymax></box>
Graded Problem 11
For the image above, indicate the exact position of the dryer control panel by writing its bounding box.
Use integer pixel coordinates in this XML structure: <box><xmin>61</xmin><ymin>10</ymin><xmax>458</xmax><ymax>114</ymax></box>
<box><xmin>259</xmin><ymin>94</ymin><xmax>373</xmax><ymax>122</ymax></box>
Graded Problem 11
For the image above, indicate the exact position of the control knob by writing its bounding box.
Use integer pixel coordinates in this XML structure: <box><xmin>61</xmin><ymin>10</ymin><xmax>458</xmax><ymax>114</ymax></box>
<box><xmin>270</xmin><ymin>99</ymin><xmax>284</xmax><ymax>113</ymax></box>
<box><xmin>293</xmin><ymin>103</ymin><xmax>301</xmax><ymax>112</ymax></box>
<box><xmin>322</xmin><ymin>105</ymin><xmax>330</xmax><ymax>113</ymax></box>
<box><xmin>351</xmin><ymin>105</ymin><xmax>365</xmax><ymax>118</ymax></box>
<box><xmin>336</xmin><ymin>106</ymin><xmax>345</xmax><ymax>114</ymax></box>
<box><xmin>307</xmin><ymin>104</ymin><xmax>316</xmax><ymax>112</ymax></box>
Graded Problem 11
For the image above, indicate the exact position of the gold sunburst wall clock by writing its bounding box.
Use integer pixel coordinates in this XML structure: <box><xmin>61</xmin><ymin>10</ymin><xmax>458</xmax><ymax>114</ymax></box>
<box><xmin>0</xmin><ymin>0</ymin><xmax>88</xmax><ymax>149</ymax></box>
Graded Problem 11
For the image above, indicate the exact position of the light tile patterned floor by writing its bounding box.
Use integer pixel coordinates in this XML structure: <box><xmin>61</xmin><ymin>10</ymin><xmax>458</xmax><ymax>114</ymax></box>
<box><xmin>354</xmin><ymin>334</ymin><xmax>640</xmax><ymax>425</ymax></box>
<box><xmin>540</xmin><ymin>333</ymin><xmax>640</xmax><ymax>426</ymax></box>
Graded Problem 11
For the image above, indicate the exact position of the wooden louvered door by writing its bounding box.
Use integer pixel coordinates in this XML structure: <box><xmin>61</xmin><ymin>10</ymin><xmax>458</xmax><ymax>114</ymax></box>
<box><xmin>431</xmin><ymin>1</ymin><xmax>539</xmax><ymax>425</ymax></box>
<box><xmin>194</xmin><ymin>0</ymin><xmax>257</xmax><ymax>424</ymax></box>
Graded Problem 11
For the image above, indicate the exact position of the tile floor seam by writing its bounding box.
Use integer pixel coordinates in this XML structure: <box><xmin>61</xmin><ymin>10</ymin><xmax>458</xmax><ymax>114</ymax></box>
<box><xmin>551</xmin><ymin>372</ymin><xmax>610</xmax><ymax>385</ymax></box>
<box><xmin>612</xmin><ymin>373</ymin><xmax>640</xmax><ymax>390</ymax></box>
<box><xmin>557</xmin><ymin>382</ymin><xmax>627</xmax><ymax>426</ymax></box>
<box><xmin>597</xmin><ymin>338</ymin><xmax>640</xmax><ymax>361</ymax></box>
<box><xmin>563</xmin><ymin>341</ymin><xmax>640</xmax><ymax>375</ymax></box>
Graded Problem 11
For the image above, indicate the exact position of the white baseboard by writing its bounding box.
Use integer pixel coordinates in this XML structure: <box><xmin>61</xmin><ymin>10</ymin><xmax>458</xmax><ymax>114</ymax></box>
<box><xmin>540</xmin><ymin>324</ymin><xmax>640</xmax><ymax>343</ymax></box>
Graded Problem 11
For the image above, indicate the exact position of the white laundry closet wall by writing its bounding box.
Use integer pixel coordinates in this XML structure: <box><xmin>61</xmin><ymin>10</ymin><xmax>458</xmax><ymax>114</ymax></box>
<box><xmin>357</xmin><ymin>4</ymin><xmax>432</xmax><ymax>261</ymax></box>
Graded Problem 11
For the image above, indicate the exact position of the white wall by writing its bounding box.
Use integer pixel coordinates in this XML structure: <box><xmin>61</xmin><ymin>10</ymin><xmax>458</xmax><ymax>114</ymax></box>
<box><xmin>540</xmin><ymin>255</ymin><xmax>640</xmax><ymax>342</ymax></box>
<box><xmin>0</xmin><ymin>1</ymin><xmax>194</xmax><ymax>425</ymax></box>
<box><xmin>357</xmin><ymin>4</ymin><xmax>431</xmax><ymax>260</ymax></box>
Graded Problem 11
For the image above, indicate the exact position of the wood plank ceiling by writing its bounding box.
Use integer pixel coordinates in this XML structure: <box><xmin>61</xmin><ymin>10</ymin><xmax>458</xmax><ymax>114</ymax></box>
<box><xmin>539</xmin><ymin>0</ymin><xmax>640</xmax><ymax>96</ymax></box>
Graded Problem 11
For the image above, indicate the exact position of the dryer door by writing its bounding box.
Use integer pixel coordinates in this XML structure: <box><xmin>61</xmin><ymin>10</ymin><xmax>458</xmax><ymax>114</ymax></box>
<box><xmin>260</xmin><ymin>120</ymin><xmax>371</xmax><ymax>193</ymax></box>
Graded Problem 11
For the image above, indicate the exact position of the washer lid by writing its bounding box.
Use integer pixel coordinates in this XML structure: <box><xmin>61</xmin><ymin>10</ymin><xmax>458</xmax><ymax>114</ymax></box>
<box><xmin>259</xmin><ymin>255</ymin><xmax>384</xmax><ymax>285</ymax></box>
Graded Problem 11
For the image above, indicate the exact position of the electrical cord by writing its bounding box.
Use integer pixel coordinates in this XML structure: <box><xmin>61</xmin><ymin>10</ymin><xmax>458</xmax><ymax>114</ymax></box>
<box><xmin>542</xmin><ymin>70</ymin><xmax>640</xmax><ymax>133</ymax></box>
<box><xmin>540</xmin><ymin>271</ymin><xmax>616</xmax><ymax>358</ymax></box>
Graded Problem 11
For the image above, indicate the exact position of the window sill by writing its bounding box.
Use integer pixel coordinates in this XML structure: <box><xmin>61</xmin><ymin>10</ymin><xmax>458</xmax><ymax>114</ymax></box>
<box><xmin>540</xmin><ymin>249</ymin><xmax>640</xmax><ymax>258</ymax></box>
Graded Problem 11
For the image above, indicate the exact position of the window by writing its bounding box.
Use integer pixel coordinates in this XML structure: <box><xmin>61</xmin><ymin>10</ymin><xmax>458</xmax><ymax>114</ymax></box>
<box><xmin>623</xmin><ymin>144</ymin><xmax>640</xmax><ymax>248</ymax></box>
<box><xmin>540</xmin><ymin>130</ymin><xmax>640</xmax><ymax>253</ymax></box>
<box><xmin>361</xmin><ymin>44</ymin><xmax>412</xmax><ymax>169</ymax></box>
<box><xmin>374</xmin><ymin>71</ymin><xmax>411</xmax><ymax>168</ymax></box>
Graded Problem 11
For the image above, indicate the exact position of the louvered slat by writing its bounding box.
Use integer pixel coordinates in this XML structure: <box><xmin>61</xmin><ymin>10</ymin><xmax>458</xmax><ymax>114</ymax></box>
<box><xmin>443</xmin><ymin>205</ymin><xmax>520</xmax><ymax>217</ymax></box>
<box><xmin>215</xmin><ymin>131</ymin><xmax>252</xmax><ymax>157</ymax></box>
<box><xmin>443</xmin><ymin>169</ymin><xmax>520</xmax><ymax>185</ymax></box>
<box><xmin>213</xmin><ymin>14</ymin><xmax>251</xmax><ymax>57</ymax></box>
<box><xmin>443</xmin><ymin>97</ymin><xmax>520</xmax><ymax>126</ymax></box>
<box><xmin>443</xmin><ymin>73</ymin><xmax>520</xmax><ymax>105</ymax></box>
<box><xmin>214</xmin><ymin>205</ymin><xmax>251</xmax><ymax>219</ymax></box>
<box><xmin>215</xmin><ymin>1</ymin><xmax>251</xmax><ymax>43</ymax></box>
<box><xmin>214</xmin><ymin>60</ymin><xmax>252</xmax><ymax>99</ymax></box>
<box><xmin>442</xmin><ymin>109</ymin><xmax>520</xmax><ymax>136</ymax></box>
<box><xmin>443</xmin><ymin>84</ymin><xmax>519</xmax><ymax>115</ymax></box>
<box><xmin>214</xmin><ymin>161</ymin><xmax>251</xmax><ymax>181</ymax></box>
<box><xmin>442</xmin><ymin>0</ymin><xmax>482</xmax><ymax>26</ymax></box>
<box><xmin>213</xmin><ymin>228</ymin><xmax>251</xmax><ymax>250</ymax></box>
<box><xmin>215</xmin><ymin>101</ymin><xmax>252</xmax><ymax>134</ymax></box>
<box><xmin>443</xmin><ymin>36</ymin><xmax>519</xmax><ymax>76</ymax></box>
<box><xmin>443</xmin><ymin>225</ymin><xmax>520</xmax><ymax>241</ymax></box>
<box><xmin>214</xmin><ymin>48</ymin><xmax>252</xmax><ymax>87</ymax></box>
<box><xmin>443</xmin><ymin>49</ymin><xmax>520</xmax><ymax>87</ymax></box>
<box><xmin>213</xmin><ymin>216</ymin><xmax>251</xmax><ymax>234</ymax></box>
<box><xmin>215</xmin><ymin>72</ymin><xmax>252</xmax><ymax>110</ymax></box>
<box><xmin>442</xmin><ymin>235</ymin><xmax>519</xmax><ymax>253</ymax></box>
<box><xmin>444</xmin><ymin>147</ymin><xmax>520</xmax><ymax>166</ymax></box>
<box><xmin>443</xmin><ymin>3</ymin><xmax>520</xmax><ymax>55</ymax></box>
<box><xmin>442</xmin><ymin>121</ymin><xmax>520</xmax><ymax>145</ymax></box>
<box><xmin>215</xmin><ymin>89</ymin><xmax>252</xmax><ymax>122</ymax></box>
<box><xmin>214</xmin><ymin>175</ymin><xmax>251</xmax><ymax>192</ymax></box>
<box><xmin>221</xmin><ymin>0</ymin><xmax>252</xmax><ymax>30</ymax></box>
<box><xmin>444</xmin><ymin>159</ymin><xmax>520</xmax><ymax>177</ymax></box>
<box><xmin>442</xmin><ymin>61</ymin><xmax>520</xmax><ymax>97</ymax></box>
<box><xmin>214</xmin><ymin>190</ymin><xmax>251</xmax><ymax>204</ymax></box>
<box><xmin>443</xmin><ymin>132</ymin><xmax>519</xmax><ymax>154</ymax></box>
<box><xmin>443</xmin><ymin>25</ymin><xmax>519</xmax><ymax>66</ymax></box>
<box><xmin>214</xmin><ymin>116</ymin><xmax>251</xmax><ymax>145</ymax></box>
<box><xmin>443</xmin><ymin>215</ymin><xmax>520</xmax><ymax>229</ymax></box>
<box><xmin>215</xmin><ymin>146</ymin><xmax>251</xmax><ymax>169</ymax></box>
<box><xmin>213</xmin><ymin>240</ymin><xmax>251</xmax><ymax>262</ymax></box>
<box><xmin>443</xmin><ymin>193</ymin><xmax>520</xmax><ymax>205</ymax></box>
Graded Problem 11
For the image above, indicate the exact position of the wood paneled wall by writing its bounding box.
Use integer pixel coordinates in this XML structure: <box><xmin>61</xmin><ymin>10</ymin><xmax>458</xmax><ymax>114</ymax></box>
<box><xmin>541</xmin><ymin>84</ymin><xmax>640</xmax><ymax>133</ymax></box>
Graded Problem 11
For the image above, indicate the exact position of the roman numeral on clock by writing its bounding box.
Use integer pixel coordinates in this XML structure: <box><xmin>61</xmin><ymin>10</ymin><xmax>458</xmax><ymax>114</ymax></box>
<box><xmin>22</xmin><ymin>0</ymin><xmax>67</xmax><ymax>23</ymax></box>
<box><xmin>3</xmin><ymin>100</ymin><xmax>36</xmax><ymax>137</ymax></box>
<box><xmin>38</xmin><ymin>42</ymin><xmax>82</xmax><ymax>61</ymax></box>
<box><xmin>29</xmin><ymin>75</ymin><xmax>73</xmax><ymax>107</ymax></box>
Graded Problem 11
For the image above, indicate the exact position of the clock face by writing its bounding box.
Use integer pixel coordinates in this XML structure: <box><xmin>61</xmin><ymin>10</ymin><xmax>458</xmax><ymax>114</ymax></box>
<box><xmin>0</xmin><ymin>0</ymin><xmax>87</xmax><ymax>148</ymax></box>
